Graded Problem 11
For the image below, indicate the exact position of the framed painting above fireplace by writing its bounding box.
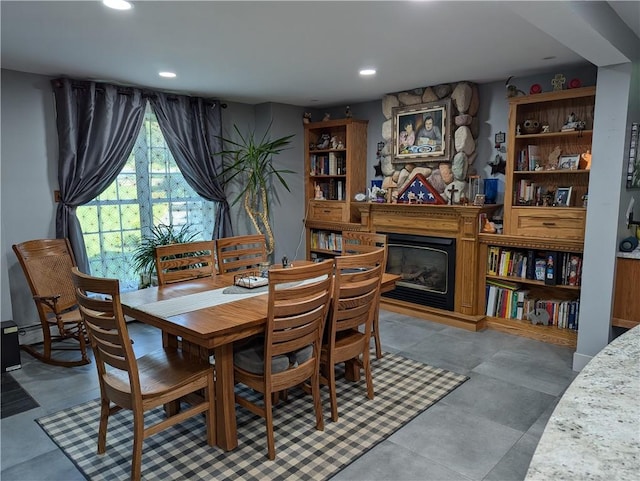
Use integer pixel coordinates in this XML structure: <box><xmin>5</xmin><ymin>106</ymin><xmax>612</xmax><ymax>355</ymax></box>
<box><xmin>392</xmin><ymin>99</ymin><xmax>453</xmax><ymax>163</ymax></box>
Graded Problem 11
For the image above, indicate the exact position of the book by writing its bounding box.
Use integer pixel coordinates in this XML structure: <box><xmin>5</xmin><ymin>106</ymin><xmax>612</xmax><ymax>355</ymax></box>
<box><xmin>486</xmin><ymin>284</ymin><xmax>498</xmax><ymax>316</ymax></box>
<box><xmin>527</xmin><ymin>145</ymin><xmax>541</xmax><ymax>170</ymax></box>
<box><xmin>544</xmin><ymin>252</ymin><xmax>557</xmax><ymax>285</ymax></box>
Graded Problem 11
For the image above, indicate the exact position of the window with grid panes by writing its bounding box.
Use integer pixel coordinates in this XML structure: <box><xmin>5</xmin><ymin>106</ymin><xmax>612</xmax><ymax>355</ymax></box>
<box><xmin>77</xmin><ymin>105</ymin><xmax>215</xmax><ymax>290</ymax></box>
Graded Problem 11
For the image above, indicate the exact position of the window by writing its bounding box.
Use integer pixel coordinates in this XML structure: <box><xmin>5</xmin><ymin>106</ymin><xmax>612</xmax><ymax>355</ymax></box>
<box><xmin>77</xmin><ymin>105</ymin><xmax>215</xmax><ymax>290</ymax></box>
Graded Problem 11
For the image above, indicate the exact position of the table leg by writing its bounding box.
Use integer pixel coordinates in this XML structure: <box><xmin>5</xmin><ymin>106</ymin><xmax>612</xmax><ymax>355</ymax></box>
<box><xmin>214</xmin><ymin>343</ymin><xmax>237</xmax><ymax>450</ymax></box>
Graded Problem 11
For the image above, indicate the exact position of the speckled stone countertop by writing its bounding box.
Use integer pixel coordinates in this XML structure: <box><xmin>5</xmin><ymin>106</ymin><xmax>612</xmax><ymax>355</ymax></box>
<box><xmin>617</xmin><ymin>245</ymin><xmax>640</xmax><ymax>259</ymax></box>
<box><xmin>525</xmin><ymin>325</ymin><xmax>640</xmax><ymax>480</ymax></box>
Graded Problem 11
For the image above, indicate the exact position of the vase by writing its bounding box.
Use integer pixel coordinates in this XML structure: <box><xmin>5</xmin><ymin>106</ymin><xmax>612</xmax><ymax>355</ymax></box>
<box><xmin>484</xmin><ymin>178</ymin><xmax>498</xmax><ymax>204</ymax></box>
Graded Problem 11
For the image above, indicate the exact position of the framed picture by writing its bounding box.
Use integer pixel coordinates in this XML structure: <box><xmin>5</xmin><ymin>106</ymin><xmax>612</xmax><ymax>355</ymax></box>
<box><xmin>473</xmin><ymin>194</ymin><xmax>486</xmax><ymax>206</ymax></box>
<box><xmin>554</xmin><ymin>187</ymin><xmax>572</xmax><ymax>206</ymax></box>
<box><xmin>558</xmin><ymin>154</ymin><xmax>580</xmax><ymax>170</ymax></box>
<box><xmin>392</xmin><ymin>99</ymin><xmax>452</xmax><ymax>163</ymax></box>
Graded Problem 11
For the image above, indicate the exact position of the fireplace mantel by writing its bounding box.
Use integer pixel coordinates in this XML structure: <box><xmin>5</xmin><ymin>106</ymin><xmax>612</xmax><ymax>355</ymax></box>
<box><xmin>357</xmin><ymin>203</ymin><xmax>500</xmax><ymax>331</ymax></box>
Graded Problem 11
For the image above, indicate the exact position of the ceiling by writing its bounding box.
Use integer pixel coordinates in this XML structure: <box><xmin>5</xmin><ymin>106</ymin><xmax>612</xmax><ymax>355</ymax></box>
<box><xmin>1</xmin><ymin>1</ymin><xmax>638</xmax><ymax>108</ymax></box>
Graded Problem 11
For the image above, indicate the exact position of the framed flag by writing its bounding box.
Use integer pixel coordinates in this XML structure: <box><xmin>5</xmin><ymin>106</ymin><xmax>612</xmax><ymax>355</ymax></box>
<box><xmin>396</xmin><ymin>173</ymin><xmax>446</xmax><ymax>204</ymax></box>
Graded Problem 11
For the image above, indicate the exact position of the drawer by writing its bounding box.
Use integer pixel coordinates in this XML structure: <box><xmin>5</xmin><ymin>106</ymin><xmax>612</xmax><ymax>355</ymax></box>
<box><xmin>509</xmin><ymin>208</ymin><xmax>585</xmax><ymax>239</ymax></box>
<box><xmin>308</xmin><ymin>201</ymin><xmax>347</xmax><ymax>222</ymax></box>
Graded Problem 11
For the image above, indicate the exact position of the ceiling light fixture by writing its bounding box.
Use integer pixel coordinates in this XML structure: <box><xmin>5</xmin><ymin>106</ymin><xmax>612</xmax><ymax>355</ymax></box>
<box><xmin>359</xmin><ymin>68</ymin><xmax>377</xmax><ymax>76</ymax></box>
<box><xmin>103</xmin><ymin>0</ymin><xmax>133</xmax><ymax>11</ymax></box>
<box><xmin>159</xmin><ymin>72</ymin><xmax>176</xmax><ymax>78</ymax></box>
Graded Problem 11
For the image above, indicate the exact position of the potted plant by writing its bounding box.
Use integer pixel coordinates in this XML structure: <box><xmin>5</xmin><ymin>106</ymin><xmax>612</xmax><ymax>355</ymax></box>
<box><xmin>132</xmin><ymin>223</ymin><xmax>200</xmax><ymax>287</ymax></box>
<box><xmin>216</xmin><ymin>123</ymin><xmax>294</xmax><ymax>256</ymax></box>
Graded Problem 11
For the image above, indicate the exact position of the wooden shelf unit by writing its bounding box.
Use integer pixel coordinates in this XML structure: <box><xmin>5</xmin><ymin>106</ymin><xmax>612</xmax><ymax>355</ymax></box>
<box><xmin>304</xmin><ymin>119</ymin><xmax>368</xmax><ymax>260</ymax></box>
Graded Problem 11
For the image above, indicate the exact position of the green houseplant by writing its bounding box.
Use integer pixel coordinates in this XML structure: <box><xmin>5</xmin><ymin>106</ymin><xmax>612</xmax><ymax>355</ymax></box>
<box><xmin>216</xmin><ymin>123</ymin><xmax>294</xmax><ymax>256</ymax></box>
<box><xmin>132</xmin><ymin>223</ymin><xmax>200</xmax><ymax>287</ymax></box>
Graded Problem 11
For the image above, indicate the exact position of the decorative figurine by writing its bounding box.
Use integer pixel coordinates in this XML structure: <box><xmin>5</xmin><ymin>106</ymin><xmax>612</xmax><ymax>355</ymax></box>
<box><xmin>580</xmin><ymin>150</ymin><xmax>592</xmax><ymax>170</ymax></box>
<box><xmin>345</xmin><ymin>105</ymin><xmax>352</xmax><ymax>118</ymax></box>
<box><xmin>314</xmin><ymin>183</ymin><xmax>324</xmax><ymax>200</ymax></box>
<box><xmin>561</xmin><ymin>112</ymin><xmax>581</xmax><ymax>131</ymax></box>
<box><xmin>547</xmin><ymin>146</ymin><xmax>562</xmax><ymax>170</ymax></box>
<box><xmin>322</xmin><ymin>112</ymin><xmax>331</xmax><ymax>122</ymax></box>
<box><xmin>542</xmin><ymin>124</ymin><xmax>550</xmax><ymax>133</ymax></box>
<box><xmin>303</xmin><ymin>112</ymin><xmax>312</xmax><ymax>124</ymax></box>
<box><xmin>530</xmin><ymin>83</ymin><xmax>542</xmax><ymax>95</ymax></box>
<box><xmin>522</xmin><ymin>119</ymin><xmax>541</xmax><ymax>134</ymax></box>
<box><xmin>516</xmin><ymin>124</ymin><xmax>521</xmax><ymax>136</ymax></box>
<box><xmin>568</xmin><ymin>78</ymin><xmax>582</xmax><ymax>89</ymax></box>
<box><xmin>505</xmin><ymin>76</ymin><xmax>525</xmax><ymax>98</ymax></box>
<box><xmin>551</xmin><ymin>73</ymin><xmax>566</xmax><ymax>91</ymax></box>
<box><xmin>316</xmin><ymin>133</ymin><xmax>330</xmax><ymax>149</ymax></box>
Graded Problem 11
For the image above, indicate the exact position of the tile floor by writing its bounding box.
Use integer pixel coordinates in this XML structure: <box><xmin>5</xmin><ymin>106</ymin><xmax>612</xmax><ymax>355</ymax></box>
<box><xmin>0</xmin><ymin>310</ymin><xmax>577</xmax><ymax>480</ymax></box>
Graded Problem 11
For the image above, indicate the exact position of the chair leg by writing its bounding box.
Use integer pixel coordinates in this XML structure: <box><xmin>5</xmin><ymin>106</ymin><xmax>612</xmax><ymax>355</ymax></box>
<box><xmin>311</xmin><ymin>369</ymin><xmax>324</xmax><ymax>431</ymax></box>
<box><xmin>97</xmin><ymin>397</ymin><xmax>110</xmax><ymax>454</ymax></box>
<box><xmin>131</xmin><ymin>411</ymin><xmax>144</xmax><ymax>481</ymax></box>
<box><xmin>363</xmin><ymin>350</ymin><xmax>374</xmax><ymax>400</ymax></box>
<box><xmin>372</xmin><ymin>314</ymin><xmax>383</xmax><ymax>359</ymax></box>
<box><xmin>205</xmin><ymin>372</ymin><xmax>216</xmax><ymax>447</ymax></box>
<box><xmin>328</xmin><ymin>363</ymin><xmax>338</xmax><ymax>422</ymax></box>
<box><xmin>264</xmin><ymin>392</ymin><xmax>275</xmax><ymax>460</ymax></box>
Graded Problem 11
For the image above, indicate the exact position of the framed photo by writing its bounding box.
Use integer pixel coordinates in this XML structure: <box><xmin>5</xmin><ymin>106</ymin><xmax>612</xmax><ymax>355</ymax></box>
<box><xmin>558</xmin><ymin>154</ymin><xmax>580</xmax><ymax>170</ymax></box>
<box><xmin>554</xmin><ymin>187</ymin><xmax>572</xmax><ymax>206</ymax></box>
<box><xmin>473</xmin><ymin>194</ymin><xmax>486</xmax><ymax>206</ymax></box>
<box><xmin>392</xmin><ymin>99</ymin><xmax>452</xmax><ymax>163</ymax></box>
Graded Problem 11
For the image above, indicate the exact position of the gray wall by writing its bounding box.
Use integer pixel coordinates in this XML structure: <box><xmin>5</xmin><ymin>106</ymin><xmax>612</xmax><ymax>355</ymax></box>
<box><xmin>2</xmin><ymin>62</ymin><xmax>637</xmax><ymax>371</ymax></box>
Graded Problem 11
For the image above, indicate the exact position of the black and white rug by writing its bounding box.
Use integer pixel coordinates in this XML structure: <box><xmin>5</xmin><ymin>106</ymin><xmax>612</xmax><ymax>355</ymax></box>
<box><xmin>1</xmin><ymin>372</ymin><xmax>40</xmax><ymax>419</ymax></box>
<box><xmin>37</xmin><ymin>353</ymin><xmax>467</xmax><ymax>480</ymax></box>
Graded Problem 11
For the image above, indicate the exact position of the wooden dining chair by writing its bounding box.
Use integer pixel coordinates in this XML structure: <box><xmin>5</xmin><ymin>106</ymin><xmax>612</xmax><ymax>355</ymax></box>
<box><xmin>233</xmin><ymin>260</ymin><xmax>334</xmax><ymax>459</ymax></box>
<box><xmin>71</xmin><ymin>267</ymin><xmax>216</xmax><ymax>481</ymax></box>
<box><xmin>215</xmin><ymin>234</ymin><xmax>267</xmax><ymax>274</ymax></box>
<box><xmin>154</xmin><ymin>240</ymin><xmax>216</xmax><ymax>285</ymax></box>
<box><xmin>341</xmin><ymin>231</ymin><xmax>388</xmax><ymax>359</ymax></box>
<box><xmin>320</xmin><ymin>248</ymin><xmax>384</xmax><ymax>422</ymax></box>
<box><xmin>12</xmin><ymin>238</ymin><xmax>90</xmax><ymax>367</ymax></box>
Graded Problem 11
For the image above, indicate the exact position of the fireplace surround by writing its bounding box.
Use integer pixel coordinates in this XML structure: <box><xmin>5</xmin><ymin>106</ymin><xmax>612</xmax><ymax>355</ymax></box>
<box><xmin>357</xmin><ymin>203</ymin><xmax>499</xmax><ymax>331</ymax></box>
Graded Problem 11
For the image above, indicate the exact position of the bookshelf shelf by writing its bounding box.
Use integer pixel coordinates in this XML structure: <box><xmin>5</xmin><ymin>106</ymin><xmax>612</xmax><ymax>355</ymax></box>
<box><xmin>486</xmin><ymin>274</ymin><xmax>581</xmax><ymax>291</ymax></box>
<box><xmin>515</xmin><ymin>129</ymin><xmax>593</xmax><ymax>140</ymax></box>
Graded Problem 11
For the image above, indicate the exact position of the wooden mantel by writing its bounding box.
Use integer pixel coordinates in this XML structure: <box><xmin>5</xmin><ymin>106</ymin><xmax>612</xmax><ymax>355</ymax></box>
<box><xmin>357</xmin><ymin>203</ymin><xmax>500</xmax><ymax>331</ymax></box>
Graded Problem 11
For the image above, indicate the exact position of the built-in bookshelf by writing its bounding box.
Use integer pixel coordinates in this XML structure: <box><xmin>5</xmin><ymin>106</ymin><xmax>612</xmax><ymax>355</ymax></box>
<box><xmin>304</xmin><ymin>119</ymin><xmax>368</xmax><ymax>260</ymax></box>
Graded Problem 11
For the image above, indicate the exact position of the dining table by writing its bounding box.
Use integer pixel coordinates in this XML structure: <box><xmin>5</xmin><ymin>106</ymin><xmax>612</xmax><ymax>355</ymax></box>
<box><xmin>119</xmin><ymin>261</ymin><xmax>399</xmax><ymax>451</ymax></box>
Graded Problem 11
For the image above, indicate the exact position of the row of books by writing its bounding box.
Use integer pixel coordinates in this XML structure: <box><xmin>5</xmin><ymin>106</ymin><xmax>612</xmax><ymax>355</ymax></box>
<box><xmin>516</xmin><ymin>145</ymin><xmax>542</xmax><ymax>171</ymax></box>
<box><xmin>310</xmin><ymin>230</ymin><xmax>343</xmax><ymax>252</ymax></box>
<box><xmin>513</xmin><ymin>180</ymin><xmax>551</xmax><ymax>206</ymax></box>
<box><xmin>485</xmin><ymin>279</ymin><xmax>580</xmax><ymax>330</ymax></box>
<box><xmin>310</xmin><ymin>153</ymin><xmax>346</xmax><ymax>176</ymax></box>
<box><xmin>314</xmin><ymin>179</ymin><xmax>345</xmax><ymax>201</ymax></box>
<box><xmin>487</xmin><ymin>247</ymin><xmax>583</xmax><ymax>286</ymax></box>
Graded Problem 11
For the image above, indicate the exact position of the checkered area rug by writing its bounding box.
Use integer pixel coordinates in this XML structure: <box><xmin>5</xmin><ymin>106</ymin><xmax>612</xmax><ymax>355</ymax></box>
<box><xmin>37</xmin><ymin>353</ymin><xmax>467</xmax><ymax>480</ymax></box>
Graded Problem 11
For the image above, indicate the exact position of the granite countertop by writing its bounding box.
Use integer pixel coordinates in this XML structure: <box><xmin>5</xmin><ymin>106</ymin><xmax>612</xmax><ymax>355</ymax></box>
<box><xmin>617</xmin><ymin>245</ymin><xmax>640</xmax><ymax>259</ymax></box>
<box><xmin>525</xmin><ymin>325</ymin><xmax>640</xmax><ymax>480</ymax></box>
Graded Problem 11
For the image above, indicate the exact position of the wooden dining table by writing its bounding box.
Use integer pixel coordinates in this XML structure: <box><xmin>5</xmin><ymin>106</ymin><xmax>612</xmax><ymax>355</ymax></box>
<box><xmin>120</xmin><ymin>262</ymin><xmax>399</xmax><ymax>451</ymax></box>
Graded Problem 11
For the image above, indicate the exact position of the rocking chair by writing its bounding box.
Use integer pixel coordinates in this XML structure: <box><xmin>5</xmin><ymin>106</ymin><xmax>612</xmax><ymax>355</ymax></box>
<box><xmin>12</xmin><ymin>238</ymin><xmax>90</xmax><ymax>367</ymax></box>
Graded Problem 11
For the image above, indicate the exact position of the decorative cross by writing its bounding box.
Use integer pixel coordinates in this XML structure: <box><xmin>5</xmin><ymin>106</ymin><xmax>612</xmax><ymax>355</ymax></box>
<box><xmin>551</xmin><ymin>74</ymin><xmax>566</xmax><ymax>91</ymax></box>
<box><xmin>447</xmin><ymin>184</ymin><xmax>458</xmax><ymax>205</ymax></box>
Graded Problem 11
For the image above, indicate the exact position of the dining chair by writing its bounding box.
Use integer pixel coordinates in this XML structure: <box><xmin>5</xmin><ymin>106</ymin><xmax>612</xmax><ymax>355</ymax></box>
<box><xmin>71</xmin><ymin>267</ymin><xmax>216</xmax><ymax>481</ymax></box>
<box><xmin>341</xmin><ymin>231</ymin><xmax>388</xmax><ymax>359</ymax></box>
<box><xmin>12</xmin><ymin>238</ymin><xmax>90</xmax><ymax>367</ymax></box>
<box><xmin>320</xmin><ymin>248</ymin><xmax>384</xmax><ymax>422</ymax></box>
<box><xmin>216</xmin><ymin>234</ymin><xmax>267</xmax><ymax>274</ymax></box>
<box><xmin>233</xmin><ymin>260</ymin><xmax>334</xmax><ymax>459</ymax></box>
<box><xmin>154</xmin><ymin>240</ymin><xmax>216</xmax><ymax>285</ymax></box>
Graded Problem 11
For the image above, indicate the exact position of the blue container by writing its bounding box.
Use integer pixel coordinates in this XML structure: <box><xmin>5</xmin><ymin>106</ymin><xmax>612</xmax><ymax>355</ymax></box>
<box><xmin>371</xmin><ymin>180</ymin><xmax>383</xmax><ymax>189</ymax></box>
<box><xmin>484</xmin><ymin>178</ymin><xmax>498</xmax><ymax>204</ymax></box>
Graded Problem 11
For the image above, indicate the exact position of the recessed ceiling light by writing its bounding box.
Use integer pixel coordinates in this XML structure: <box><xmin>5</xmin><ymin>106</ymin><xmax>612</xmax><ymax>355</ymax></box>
<box><xmin>159</xmin><ymin>71</ymin><xmax>176</xmax><ymax>78</ymax></box>
<box><xmin>103</xmin><ymin>0</ymin><xmax>133</xmax><ymax>11</ymax></box>
<box><xmin>359</xmin><ymin>68</ymin><xmax>377</xmax><ymax>76</ymax></box>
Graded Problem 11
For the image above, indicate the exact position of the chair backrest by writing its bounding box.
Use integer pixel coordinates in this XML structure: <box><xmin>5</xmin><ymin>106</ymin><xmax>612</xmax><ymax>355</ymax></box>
<box><xmin>341</xmin><ymin>231</ymin><xmax>388</xmax><ymax>270</ymax></box>
<box><xmin>154</xmin><ymin>240</ymin><xmax>216</xmax><ymax>285</ymax></box>
<box><xmin>13</xmin><ymin>238</ymin><xmax>78</xmax><ymax>316</ymax></box>
<box><xmin>327</xmin><ymin>249</ymin><xmax>385</xmax><ymax>347</ymax></box>
<box><xmin>264</xmin><ymin>260</ymin><xmax>334</xmax><ymax>377</ymax></box>
<box><xmin>70</xmin><ymin>267</ymin><xmax>140</xmax><ymax>397</ymax></box>
<box><xmin>216</xmin><ymin>234</ymin><xmax>267</xmax><ymax>274</ymax></box>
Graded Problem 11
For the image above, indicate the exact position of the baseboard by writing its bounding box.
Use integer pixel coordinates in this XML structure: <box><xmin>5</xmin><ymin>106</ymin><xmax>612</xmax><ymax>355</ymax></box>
<box><xmin>572</xmin><ymin>351</ymin><xmax>592</xmax><ymax>372</ymax></box>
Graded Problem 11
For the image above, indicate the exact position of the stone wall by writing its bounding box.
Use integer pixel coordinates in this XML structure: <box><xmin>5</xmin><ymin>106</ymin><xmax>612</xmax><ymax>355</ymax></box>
<box><xmin>379</xmin><ymin>82</ymin><xmax>479</xmax><ymax>204</ymax></box>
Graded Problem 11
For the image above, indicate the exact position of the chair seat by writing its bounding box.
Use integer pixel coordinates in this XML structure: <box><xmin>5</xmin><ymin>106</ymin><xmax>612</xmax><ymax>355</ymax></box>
<box><xmin>104</xmin><ymin>349</ymin><xmax>213</xmax><ymax>398</ymax></box>
<box><xmin>47</xmin><ymin>307</ymin><xmax>82</xmax><ymax>325</ymax></box>
<box><xmin>234</xmin><ymin>338</ymin><xmax>314</xmax><ymax>375</ymax></box>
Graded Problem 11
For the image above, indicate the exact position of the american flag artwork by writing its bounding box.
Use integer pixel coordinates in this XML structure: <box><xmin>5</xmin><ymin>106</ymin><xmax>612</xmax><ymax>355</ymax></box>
<box><xmin>397</xmin><ymin>173</ymin><xmax>446</xmax><ymax>204</ymax></box>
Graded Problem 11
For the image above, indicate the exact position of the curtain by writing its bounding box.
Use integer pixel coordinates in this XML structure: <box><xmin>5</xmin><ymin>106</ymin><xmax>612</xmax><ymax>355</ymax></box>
<box><xmin>149</xmin><ymin>93</ymin><xmax>232</xmax><ymax>240</ymax></box>
<box><xmin>51</xmin><ymin>78</ymin><xmax>146</xmax><ymax>272</ymax></box>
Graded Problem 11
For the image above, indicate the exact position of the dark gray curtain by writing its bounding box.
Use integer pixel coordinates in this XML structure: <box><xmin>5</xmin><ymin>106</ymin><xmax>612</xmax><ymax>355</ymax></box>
<box><xmin>52</xmin><ymin>78</ymin><xmax>146</xmax><ymax>272</ymax></box>
<box><xmin>149</xmin><ymin>93</ymin><xmax>232</xmax><ymax>240</ymax></box>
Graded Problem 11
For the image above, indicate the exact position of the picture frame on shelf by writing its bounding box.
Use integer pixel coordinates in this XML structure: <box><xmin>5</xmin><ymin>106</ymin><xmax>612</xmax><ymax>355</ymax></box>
<box><xmin>392</xmin><ymin>99</ymin><xmax>452</xmax><ymax>163</ymax></box>
<box><xmin>554</xmin><ymin>187</ymin><xmax>572</xmax><ymax>206</ymax></box>
<box><xmin>558</xmin><ymin>154</ymin><xmax>580</xmax><ymax>170</ymax></box>
<box><xmin>473</xmin><ymin>194</ymin><xmax>486</xmax><ymax>206</ymax></box>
